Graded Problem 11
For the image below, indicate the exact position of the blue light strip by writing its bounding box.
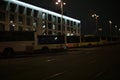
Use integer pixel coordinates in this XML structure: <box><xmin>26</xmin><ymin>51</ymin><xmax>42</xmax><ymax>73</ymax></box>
<box><xmin>5</xmin><ymin>0</ymin><xmax>80</xmax><ymax>23</ymax></box>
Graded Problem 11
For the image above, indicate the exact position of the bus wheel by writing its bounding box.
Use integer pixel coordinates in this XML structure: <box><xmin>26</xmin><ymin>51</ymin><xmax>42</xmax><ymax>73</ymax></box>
<box><xmin>41</xmin><ymin>47</ymin><xmax>49</xmax><ymax>53</ymax></box>
<box><xmin>3</xmin><ymin>48</ymin><xmax>15</xmax><ymax>57</ymax></box>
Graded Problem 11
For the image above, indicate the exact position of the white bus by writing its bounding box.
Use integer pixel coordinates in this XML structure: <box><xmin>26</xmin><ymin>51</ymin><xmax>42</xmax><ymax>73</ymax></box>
<box><xmin>34</xmin><ymin>35</ymin><xmax>66</xmax><ymax>52</ymax></box>
<box><xmin>0</xmin><ymin>31</ymin><xmax>35</xmax><ymax>56</ymax></box>
<box><xmin>66</xmin><ymin>36</ymin><xmax>81</xmax><ymax>48</ymax></box>
<box><xmin>0</xmin><ymin>31</ymin><xmax>66</xmax><ymax>56</ymax></box>
<box><xmin>80</xmin><ymin>35</ymin><xmax>100</xmax><ymax>47</ymax></box>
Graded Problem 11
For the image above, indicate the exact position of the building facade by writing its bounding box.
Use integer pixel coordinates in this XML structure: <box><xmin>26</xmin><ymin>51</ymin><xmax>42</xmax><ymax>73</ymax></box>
<box><xmin>0</xmin><ymin>0</ymin><xmax>81</xmax><ymax>36</ymax></box>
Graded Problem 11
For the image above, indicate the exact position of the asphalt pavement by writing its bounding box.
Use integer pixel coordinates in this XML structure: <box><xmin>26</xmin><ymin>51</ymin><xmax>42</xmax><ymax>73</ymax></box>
<box><xmin>0</xmin><ymin>44</ymin><xmax>120</xmax><ymax>80</ymax></box>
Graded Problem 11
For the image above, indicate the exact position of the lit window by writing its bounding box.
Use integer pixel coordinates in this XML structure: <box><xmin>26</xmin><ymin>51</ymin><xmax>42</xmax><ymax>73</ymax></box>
<box><xmin>42</xmin><ymin>13</ymin><xmax>46</xmax><ymax>20</ymax></box>
<box><xmin>54</xmin><ymin>37</ymin><xmax>58</xmax><ymax>40</ymax></box>
<box><xmin>52</xmin><ymin>24</ymin><xmax>56</xmax><ymax>30</ymax></box>
<box><xmin>33</xmin><ymin>19</ymin><xmax>37</xmax><ymax>28</ymax></box>
<box><xmin>42</xmin><ymin>21</ymin><xmax>46</xmax><ymax>28</ymax></box>
<box><xmin>67</xmin><ymin>33</ymin><xmax>70</xmax><ymax>36</ymax></box>
<box><xmin>25</xmin><ymin>28</ymin><xmax>30</xmax><ymax>31</ymax></box>
<box><xmin>18</xmin><ymin>16</ymin><xmax>23</xmax><ymax>25</ymax></box>
<box><xmin>33</xmin><ymin>22</ymin><xmax>36</xmax><ymax>27</ymax></box>
<box><xmin>33</xmin><ymin>28</ymin><xmax>36</xmax><ymax>31</ymax></box>
<box><xmin>53</xmin><ymin>16</ymin><xmax>56</xmax><ymax>23</ymax></box>
<box><xmin>53</xmin><ymin>32</ymin><xmax>57</xmax><ymax>35</ymax></box>
<box><xmin>42</xmin><ymin>25</ymin><xmax>46</xmax><ymax>28</ymax></box>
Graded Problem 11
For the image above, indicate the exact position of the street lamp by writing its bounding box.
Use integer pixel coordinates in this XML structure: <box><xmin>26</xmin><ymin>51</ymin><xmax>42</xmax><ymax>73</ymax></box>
<box><xmin>115</xmin><ymin>25</ymin><xmax>118</xmax><ymax>37</ymax></box>
<box><xmin>92</xmin><ymin>14</ymin><xmax>99</xmax><ymax>35</ymax></box>
<box><xmin>109</xmin><ymin>20</ymin><xmax>112</xmax><ymax>41</ymax></box>
<box><xmin>56</xmin><ymin>0</ymin><xmax>66</xmax><ymax>35</ymax></box>
<box><xmin>55</xmin><ymin>0</ymin><xmax>67</xmax><ymax>49</ymax></box>
<box><xmin>118</xmin><ymin>28</ymin><xmax>120</xmax><ymax>37</ymax></box>
<box><xmin>92</xmin><ymin>14</ymin><xmax>101</xmax><ymax>41</ymax></box>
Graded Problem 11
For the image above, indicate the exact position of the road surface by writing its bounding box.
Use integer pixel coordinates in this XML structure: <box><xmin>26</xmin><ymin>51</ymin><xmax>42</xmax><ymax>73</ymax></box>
<box><xmin>0</xmin><ymin>44</ymin><xmax>120</xmax><ymax>80</ymax></box>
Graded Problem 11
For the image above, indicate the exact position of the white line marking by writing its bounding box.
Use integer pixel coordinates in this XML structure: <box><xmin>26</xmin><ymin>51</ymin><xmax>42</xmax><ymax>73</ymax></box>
<box><xmin>42</xmin><ymin>71</ymin><xmax>66</xmax><ymax>80</ymax></box>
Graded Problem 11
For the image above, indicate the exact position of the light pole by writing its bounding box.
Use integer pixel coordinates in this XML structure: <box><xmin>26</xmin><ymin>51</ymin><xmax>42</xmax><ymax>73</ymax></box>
<box><xmin>115</xmin><ymin>25</ymin><xmax>118</xmax><ymax>37</ymax></box>
<box><xmin>92</xmin><ymin>14</ymin><xmax>99</xmax><ymax>35</ymax></box>
<box><xmin>92</xmin><ymin>14</ymin><xmax>101</xmax><ymax>41</ymax></box>
<box><xmin>118</xmin><ymin>28</ymin><xmax>120</xmax><ymax>37</ymax></box>
<box><xmin>109</xmin><ymin>20</ymin><xmax>112</xmax><ymax>41</ymax></box>
<box><xmin>56</xmin><ymin>0</ymin><xmax>66</xmax><ymax>35</ymax></box>
<box><xmin>56</xmin><ymin>0</ymin><xmax>67</xmax><ymax>49</ymax></box>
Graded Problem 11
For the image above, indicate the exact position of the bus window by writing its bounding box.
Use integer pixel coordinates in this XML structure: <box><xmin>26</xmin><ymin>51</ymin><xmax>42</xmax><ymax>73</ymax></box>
<box><xmin>67</xmin><ymin>36</ymin><xmax>80</xmax><ymax>43</ymax></box>
<box><xmin>37</xmin><ymin>35</ymin><xmax>65</xmax><ymax>44</ymax></box>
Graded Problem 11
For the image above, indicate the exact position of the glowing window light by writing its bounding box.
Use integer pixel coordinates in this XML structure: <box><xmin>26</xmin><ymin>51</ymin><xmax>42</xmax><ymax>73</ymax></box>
<box><xmin>58</xmin><ymin>0</ymin><xmax>61</xmax><ymax>3</ymax></box>
<box><xmin>5</xmin><ymin>0</ymin><xmax>80</xmax><ymax>23</ymax></box>
<box><xmin>54</xmin><ymin>37</ymin><xmax>58</xmax><ymax>40</ymax></box>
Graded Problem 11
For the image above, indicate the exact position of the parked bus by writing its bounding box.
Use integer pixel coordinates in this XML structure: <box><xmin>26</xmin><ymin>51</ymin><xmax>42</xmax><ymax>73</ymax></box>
<box><xmin>66</xmin><ymin>36</ymin><xmax>81</xmax><ymax>48</ymax></box>
<box><xmin>34</xmin><ymin>35</ymin><xmax>66</xmax><ymax>52</ymax></box>
<box><xmin>0</xmin><ymin>31</ymin><xmax>67</xmax><ymax>56</ymax></box>
<box><xmin>80</xmin><ymin>35</ymin><xmax>100</xmax><ymax>47</ymax></box>
<box><xmin>0</xmin><ymin>31</ymin><xmax>35</xmax><ymax>56</ymax></box>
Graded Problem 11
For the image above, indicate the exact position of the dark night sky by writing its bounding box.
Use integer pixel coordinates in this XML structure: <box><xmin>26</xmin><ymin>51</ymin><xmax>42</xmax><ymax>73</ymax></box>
<box><xmin>19</xmin><ymin>0</ymin><xmax>119</xmax><ymax>35</ymax></box>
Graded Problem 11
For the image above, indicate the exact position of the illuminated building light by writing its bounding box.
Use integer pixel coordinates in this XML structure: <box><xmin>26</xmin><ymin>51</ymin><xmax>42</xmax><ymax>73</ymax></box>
<box><xmin>54</xmin><ymin>37</ymin><xmax>58</xmax><ymax>40</ymax></box>
<box><xmin>58</xmin><ymin>0</ymin><xmax>61</xmax><ymax>3</ymax></box>
<box><xmin>10</xmin><ymin>20</ymin><xmax>13</xmax><ymax>23</ymax></box>
<box><xmin>12</xmin><ymin>24</ymin><xmax>15</xmax><ymax>27</ymax></box>
<box><xmin>5</xmin><ymin>0</ymin><xmax>80</xmax><ymax>23</ymax></box>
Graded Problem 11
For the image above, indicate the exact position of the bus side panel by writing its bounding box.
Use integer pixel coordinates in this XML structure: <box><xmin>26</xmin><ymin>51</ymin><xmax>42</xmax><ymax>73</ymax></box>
<box><xmin>34</xmin><ymin>35</ymin><xmax>66</xmax><ymax>51</ymax></box>
<box><xmin>0</xmin><ymin>41</ymin><xmax>34</xmax><ymax>54</ymax></box>
<box><xmin>0</xmin><ymin>31</ymin><xmax>35</xmax><ymax>54</ymax></box>
<box><xmin>66</xmin><ymin>36</ymin><xmax>80</xmax><ymax>48</ymax></box>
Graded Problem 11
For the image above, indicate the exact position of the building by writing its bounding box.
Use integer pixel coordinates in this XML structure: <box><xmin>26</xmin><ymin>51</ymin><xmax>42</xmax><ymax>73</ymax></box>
<box><xmin>0</xmin><ymin>0</ymin><xmax>81</xmax><ymax>36</ymax></box>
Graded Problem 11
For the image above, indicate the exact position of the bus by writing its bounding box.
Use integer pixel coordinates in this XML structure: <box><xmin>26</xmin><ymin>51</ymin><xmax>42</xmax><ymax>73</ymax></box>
<box><xmin>66</xmin><ymin>36</ymin><xmax>81</xmax><ymax>48</ymax></box>
<box><xmin>34</xmin><ymin>35</ymin><xmax>66</xmax><ymax>52</ymax></box>
<box><xmin>0</xmin><ymin>31</ymin><xmax>35</xmax><ymax>56</ymax></box>
<box><xmin>80</xmin><ymin>35</ymin><xmax>100</xmax><ymax>47</ymax></box>
<box><xmin>0</xmin><ymin>31</ymin><xmax>67</xmax><ymax>56</ymax></box>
